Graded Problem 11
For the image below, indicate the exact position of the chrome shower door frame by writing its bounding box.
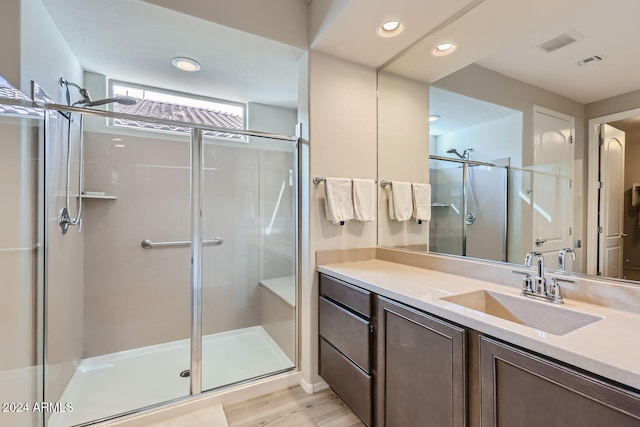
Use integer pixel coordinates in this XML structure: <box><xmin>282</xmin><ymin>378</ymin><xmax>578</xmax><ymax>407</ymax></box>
<box><xmin>42</xmin><ymin>103</ymin><xmax>299</xmax><ymax>424</ymax></box>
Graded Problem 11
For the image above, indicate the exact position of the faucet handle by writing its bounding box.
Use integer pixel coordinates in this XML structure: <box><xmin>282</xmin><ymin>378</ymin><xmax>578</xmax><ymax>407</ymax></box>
<box><xmin>550</xmin><ymin>278</ymin><xmax>564</xmax><ymax>304</ymax></box>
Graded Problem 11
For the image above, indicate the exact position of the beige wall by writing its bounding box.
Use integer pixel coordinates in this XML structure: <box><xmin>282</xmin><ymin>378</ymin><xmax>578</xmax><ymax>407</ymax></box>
<box><xmin>377</xmin><ymin>71</ymin><xmax>430</xmax><ymax>248</ymax></box>
<box><xmin>300</xmin><ymin>51</ymin><xmax>378</xmax><ymax>388</ymax></box>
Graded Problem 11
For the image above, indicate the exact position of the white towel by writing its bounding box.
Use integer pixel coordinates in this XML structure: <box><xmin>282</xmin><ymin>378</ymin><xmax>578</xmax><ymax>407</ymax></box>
<box><xmin>388</xmin><ymin>181</ymin><xmax>412</xmax><ymax>221</ymax></box>
<box><xmin>412</xmin><ymin>183</ymin><xmax>431</xmax><ymax>223</ymax></box>
<box><xmin>324</xmin><ymin>177</ymin><xmax>353</xmax><ymax>225</ymax></box>
<box><xmin>352</xmin><ymin>179</ymin><xmax>376</xmax><ymax>222</ymax></box>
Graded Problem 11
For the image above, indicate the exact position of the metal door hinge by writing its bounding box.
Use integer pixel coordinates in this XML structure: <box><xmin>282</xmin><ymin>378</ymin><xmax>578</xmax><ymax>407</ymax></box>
<box><xmin>569</xmin><ymin>179</ymin><xmax>572</xmax><ymax>189</ymax></box>
<box><xmin>597</xmin><ymin>227</ymin><xmax>603</xmax><ymax>233</ymax></box>
<box><xmin>599</xmin><ymin>136</ymin><xmax>604</xmax><ymax>145</ymax></box>
<box><xmin>597</xmin><ymin>181</ymin><xmax>604</xmax><ymax>189</ymax></box>
<box><xmin>569</xmin><ymin>227</ymin><xmax>572</xmax><ymax>236</ymax></box>
<box><xmin>569</xmin><ymin>135</ymin><xmax>574</xmax><ymax>144</ymax></box>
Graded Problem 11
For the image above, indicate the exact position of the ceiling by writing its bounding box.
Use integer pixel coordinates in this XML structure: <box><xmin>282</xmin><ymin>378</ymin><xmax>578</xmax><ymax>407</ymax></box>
<box><xmin>39</xmin><ymin>0</ymin><xmax>487</xmax><ymax>110</ymax></box>
<box><xmin>429</xmin><ymin>87</ymin><xmax>519</xmax><ymax>136</ymax></box>
<box><xmin>385</xmin><ymin>0</ymin><xmax>640</xmax><ymax>106</ymax></box>
<box><xmin>40</xmin><ymin>0</ymin><xmax>640</xmax><ymax>109</ymax></box>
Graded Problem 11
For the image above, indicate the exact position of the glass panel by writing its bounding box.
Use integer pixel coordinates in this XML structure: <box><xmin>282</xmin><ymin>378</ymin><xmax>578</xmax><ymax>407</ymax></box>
<box><xmin>0</xmin><ymin>114</ymin><xmax>44</xmax><ymax>427</ymax></box>
<box><xmin>45</xmin><ymin>113</ymin><xmax>191</xmax><ymax>426</ymax></box>
<box><xmin>201</xmin><ymin>135</ymin><xmax>296</xmax><ymax>392</ymax></box>
<box><xmin>464</xmin><ymin>165</ymin><xmax>508</xmax><ymax>262</ymax></box>
<box><xmin>429</xmin><ymin>158</ymin><xmax>464</xmax><ymax>256</ymax></box>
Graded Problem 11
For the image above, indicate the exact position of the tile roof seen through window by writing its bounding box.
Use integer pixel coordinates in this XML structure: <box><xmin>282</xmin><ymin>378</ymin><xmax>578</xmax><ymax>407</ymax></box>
<box><xmin>113</xmin><ymin>98</ymin><xmax>245</xmax><ymax>140</ymax></box>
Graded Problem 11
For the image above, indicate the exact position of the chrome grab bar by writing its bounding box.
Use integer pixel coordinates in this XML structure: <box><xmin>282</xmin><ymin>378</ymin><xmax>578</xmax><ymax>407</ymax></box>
<box><xmin>141</xmin><ymin>238</ymin><xmax>223</xmax><ymax>249</ymax></box>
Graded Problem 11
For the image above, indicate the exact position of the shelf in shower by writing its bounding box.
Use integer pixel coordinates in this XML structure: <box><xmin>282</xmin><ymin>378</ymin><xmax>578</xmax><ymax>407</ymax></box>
<box><xmin>431</xmin><ymin>202</ymin><xmax>450</xmax><ymax>207</ymax></box>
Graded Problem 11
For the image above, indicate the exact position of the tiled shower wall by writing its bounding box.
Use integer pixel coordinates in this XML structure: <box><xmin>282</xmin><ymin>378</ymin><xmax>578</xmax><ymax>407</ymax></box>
<box><xmin>81</xmin><ymin>129</ymin><xmax>295</xmax><ymax>357</ymax></box>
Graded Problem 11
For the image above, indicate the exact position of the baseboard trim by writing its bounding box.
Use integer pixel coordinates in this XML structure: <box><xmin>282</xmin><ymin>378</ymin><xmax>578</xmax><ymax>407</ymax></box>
<box><xmin>300</xmin><ymin>377</ymin><xmax>329</xmax><ymax>394</ymax></box>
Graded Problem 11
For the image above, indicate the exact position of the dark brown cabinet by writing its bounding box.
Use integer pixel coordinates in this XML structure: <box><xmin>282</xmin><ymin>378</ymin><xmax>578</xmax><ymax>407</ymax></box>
<box><xmin>480</xmin><ymin>336</ymin><xmax>640</xmax><ymax>426</ymax></box>
<box><xmin>376</xmin><ymin>296</ymin><xmax>467</xmax><ymax>427</ymax></box>
<box><xmin>318</xmin><ymin>272</ymin><xmax>640</xmax><ymax>427</ymax></box>
<box><xmin>319</xmin><ymin>274</ymin><xmax>373</xmax><ymax>425</ymax></box>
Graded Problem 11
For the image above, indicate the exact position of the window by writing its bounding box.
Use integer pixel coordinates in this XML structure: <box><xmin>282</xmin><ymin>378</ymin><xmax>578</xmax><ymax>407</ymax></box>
<box><xmin>110</xmin><ymin>81</ymin><xmax>246</xmax><ymax>140</ymax></box>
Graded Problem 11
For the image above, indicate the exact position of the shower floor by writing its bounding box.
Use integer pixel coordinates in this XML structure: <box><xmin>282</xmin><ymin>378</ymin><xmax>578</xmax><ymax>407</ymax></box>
<box><xmin>49</xmin><ymin>326</ymin><xmax>293</xmax><ymax>427</ymax></box>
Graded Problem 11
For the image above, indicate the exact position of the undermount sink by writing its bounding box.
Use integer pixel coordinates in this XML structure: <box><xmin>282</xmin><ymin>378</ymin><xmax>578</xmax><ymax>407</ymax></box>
<box><xmin>440</xmin><ymin>290</ymin><xmax>602</xmax><ymax>335</ymax></box>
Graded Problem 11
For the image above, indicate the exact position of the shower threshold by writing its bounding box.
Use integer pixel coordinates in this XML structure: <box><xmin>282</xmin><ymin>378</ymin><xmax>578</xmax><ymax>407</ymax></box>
<box><xmin>48</xmin><ymin>326</ymin><xmax>293</xmax><ymax>427</ymax></box>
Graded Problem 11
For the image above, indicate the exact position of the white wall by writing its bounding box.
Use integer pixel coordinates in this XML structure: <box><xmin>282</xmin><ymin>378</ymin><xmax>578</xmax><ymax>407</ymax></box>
<box><xmin>299</xmin><ymin>51</ymin><xmax>377</xmax><ymax>388</ymax></box>
<box><xmin>248</xmin><ymin>102</ymin><xmax>297</xmax><ymax>135</ymax></box>
<box><xmin>20</xmin><ymin>0</ymin><xmax>83</xmax><ymax>102</ymax></box>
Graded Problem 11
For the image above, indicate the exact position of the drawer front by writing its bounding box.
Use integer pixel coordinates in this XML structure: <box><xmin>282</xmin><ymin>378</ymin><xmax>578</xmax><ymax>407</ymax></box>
<box><xmin>320</xmin><ymin>337</ymin><xmax>372</xmax><ymax>426</ymax></box>
<box><xmin>320</xmin><ymin>274</ymin><xmax>371</xmax><ymax>318</ymax></box>
<box><xmin>319</xmin><ymin>296</ymin><xmax>371</xmax><ymax>372</ymax></box>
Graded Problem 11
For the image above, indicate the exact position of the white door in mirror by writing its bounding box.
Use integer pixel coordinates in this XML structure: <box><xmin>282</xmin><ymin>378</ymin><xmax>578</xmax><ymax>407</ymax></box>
<box><xmin>532</xmin><ymin>106</ymin><xmax>575</xmax><ymax>267</ymax></box>
<box><xmin>598</xmin><ymin>124</ymin><xmax>625</xmax><ymax>278</ymax></box>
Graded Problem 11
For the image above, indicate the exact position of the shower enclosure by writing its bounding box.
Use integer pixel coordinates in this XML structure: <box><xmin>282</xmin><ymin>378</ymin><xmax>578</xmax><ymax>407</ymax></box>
<box><xmin>1</xmin><ymin>80</ymin><xmax>298</xmax><ymax>426</ymax></box>
<box><xmin>429</xmin><ymin>155</ymin><xmax>508</xmax><ymax>261</ymax></box>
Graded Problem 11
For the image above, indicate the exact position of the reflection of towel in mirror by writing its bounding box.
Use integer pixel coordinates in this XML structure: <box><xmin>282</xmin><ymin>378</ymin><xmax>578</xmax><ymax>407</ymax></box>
<box><xmin>324</xmin><ymin>177</ymin><xmax>353</xmax><ymax>224</ymax></box>
<box><xmin>412</xmin><ymin>183</ymin><xmax>431</xmax><ymax>222</ymax></box>
<box><xmin>352</xmin><ymin>179</ymin><xmax>376</xmax><ymax>222</ymax></box>
<box><xmin>388</xmin><ymin>181</ymin><xmax>412</xmax><ymax>221</ymax></box>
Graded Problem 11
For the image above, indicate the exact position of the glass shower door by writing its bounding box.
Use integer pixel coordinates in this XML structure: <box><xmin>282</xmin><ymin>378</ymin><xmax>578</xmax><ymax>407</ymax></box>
<box><xmin>429</xmin><ymin>158</ymin><xmax>464</xmax><ymax>256</ymax></box>
<box><xmin>44</xmin><ymin>113</ymin><xmax>193</xmax><ymax>426</ymax></box>
<box><xmin>200</xmin><ymin>135</ymin><xmax>296</xmax><ymax>392</ymax></box>
<box><xmin>0</xmin><ymin>113</ymin><xmax>43</xmax><ymax>427</ymax></box>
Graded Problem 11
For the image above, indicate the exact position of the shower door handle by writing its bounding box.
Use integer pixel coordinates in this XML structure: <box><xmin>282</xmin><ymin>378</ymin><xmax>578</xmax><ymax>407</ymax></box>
<box><xmin>141</xmin><ymin>237</ymin><xmax>223</xmax><ymax>249</ymax></box>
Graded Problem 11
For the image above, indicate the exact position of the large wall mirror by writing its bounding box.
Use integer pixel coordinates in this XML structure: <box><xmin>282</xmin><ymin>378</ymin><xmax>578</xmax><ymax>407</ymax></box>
<box><xmin>377</xmin><ymin>0</ymin><xmax>640</xmax><ymax>285</ymax></box>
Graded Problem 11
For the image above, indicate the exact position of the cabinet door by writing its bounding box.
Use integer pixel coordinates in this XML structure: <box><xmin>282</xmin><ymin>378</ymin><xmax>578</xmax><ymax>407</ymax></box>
<box><xmin>376</xmin><ymin>296</ymin><xmax>466</xmax><ymax>427</ymax></box>
<box><xmin>480</xmin><ymin>336</ymin><xmax>640</xmax><ymax>426</ymax></box>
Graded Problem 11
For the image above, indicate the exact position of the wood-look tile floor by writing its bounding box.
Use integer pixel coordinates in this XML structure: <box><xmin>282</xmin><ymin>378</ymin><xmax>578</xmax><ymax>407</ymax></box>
<box><xmin>224</xmin><ymin>386</ymin><xmax>366</xmax><ymax>427</ymax></box>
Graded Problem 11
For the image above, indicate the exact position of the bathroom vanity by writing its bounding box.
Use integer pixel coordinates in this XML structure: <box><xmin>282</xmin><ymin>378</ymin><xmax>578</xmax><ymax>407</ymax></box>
<box><xmin>317</xmin><ymin>249</ymin><xmax>640</xmax><ymax>427</ymax></box>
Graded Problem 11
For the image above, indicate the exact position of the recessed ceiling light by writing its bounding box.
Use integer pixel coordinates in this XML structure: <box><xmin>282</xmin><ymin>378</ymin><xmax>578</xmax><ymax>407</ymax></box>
<box><xmin>432</xmin><ymin>42</ymin><xmax>457</xmax><ymax>56</ymax></box>
<box><xmin>429</xmin><ymin>115</ymin><xmax>440</xmax><ymax>122</ymax></box>
<box><xmin>171</xmin><ymin>57</ymin><xmax>201</xmax><ymax>72</ymax></box>
<box><xmin>111</xmin><ymin>137</ymin><xmax>123</xmax><ymax>142</ymax></box>
<box><xmin>377</xmin><ymin>20</ymin><xmax>405</xmax><ymax>38</ymax></box>
<box><xmin>114</xmin><ymin>144</ymin><xmax>126</xmax><ymax>148</ymax></box>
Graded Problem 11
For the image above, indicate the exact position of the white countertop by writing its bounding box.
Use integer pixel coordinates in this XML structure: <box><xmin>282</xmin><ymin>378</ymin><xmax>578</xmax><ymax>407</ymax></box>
<box><xmin>318</xmin><ymin>259</ymin><xmax>640</xmax><ymax>391</ymax></box>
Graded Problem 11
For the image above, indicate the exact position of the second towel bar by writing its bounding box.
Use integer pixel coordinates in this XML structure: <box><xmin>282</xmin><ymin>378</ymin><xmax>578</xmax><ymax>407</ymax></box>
<box><xmin>141</xmin><ymin>238</ymin><xmax>224</xmax><ymax>249</ymax></box>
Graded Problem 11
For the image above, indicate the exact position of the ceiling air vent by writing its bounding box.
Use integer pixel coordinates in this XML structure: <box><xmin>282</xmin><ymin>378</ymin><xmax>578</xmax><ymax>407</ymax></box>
<box><xmin>537</xmin><ymin>30</ymin><xmax>582</xmax><ymax>53</ymax></box>
<box><xmin>578</xmin><ymin>55</ymin><xmax>604</xmax><ymax>66</ymax></box>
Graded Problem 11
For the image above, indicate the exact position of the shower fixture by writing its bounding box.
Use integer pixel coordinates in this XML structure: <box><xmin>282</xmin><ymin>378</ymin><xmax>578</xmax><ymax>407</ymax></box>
<box><xmin>446</xmin><ymin>147</ymin><xmax>473</xmax><ymax>160</ymax></box>
<box><xmin>446</xmin><ymin>147</ymin><xmax>478</xmax><ymax>225</ymax></box>
<box><xmin>58</xmin><ymin>78</ymin><xmax>137</xmax><ymax>234</ymax></box>
<box><xmin>60</xmin><ymin>78</ymin><xmax>136</xmax><ymax>108</ymax></box>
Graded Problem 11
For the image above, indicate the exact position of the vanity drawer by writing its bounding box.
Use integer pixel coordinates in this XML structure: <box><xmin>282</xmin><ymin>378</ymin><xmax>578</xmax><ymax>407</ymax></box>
<box><xmin>319</xmin><ymin>296</ymin><xmax>371</xmax><ymax>372</ymax></box>
<box><xmin>320</xmin><ymin>337</ymin><xmax>372</xmax><ymax>426</ymax></box>
<box><xmin>320</xmin><ymin>274</ymin><xmax>371</xmax><ymax>318</ymax></box>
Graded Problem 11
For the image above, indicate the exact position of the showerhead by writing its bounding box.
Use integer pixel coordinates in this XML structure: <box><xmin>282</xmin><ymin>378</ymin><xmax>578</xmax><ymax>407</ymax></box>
<box><xmin>446</xmin><ymin>148</ymin><xmax>464</xmax><ymax>159</ymax></box>
<box><xmin>62</xmin><ymin>77</ymin><xmax>136</xmax><ymax>108</ymax></box>
<box><xmin>446</xmin><ymin>148</ymin><xmax>473</xmax><ymax>160</ymax></box>
<box><xmin>83</xmin><ymin>96</ymin><xmax>137</xmax><ymax>107</ymax></box>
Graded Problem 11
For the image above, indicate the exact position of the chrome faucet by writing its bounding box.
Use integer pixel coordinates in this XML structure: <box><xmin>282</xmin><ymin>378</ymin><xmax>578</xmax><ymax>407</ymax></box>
<box><xmin>521</xmin><ymin>251</ymin><xmax>564</xmax><ymax>304</ymax></box>
<box><xmin>558</xmin><ymin>248</ymin><xmax>575</xmax><ymax>273</ymax></box>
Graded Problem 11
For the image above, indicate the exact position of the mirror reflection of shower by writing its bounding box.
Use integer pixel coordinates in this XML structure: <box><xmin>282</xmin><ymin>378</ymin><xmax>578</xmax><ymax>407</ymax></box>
<box><xmin>446</xmin><ymin>147</ymin><xmax>477</xmax><ymax>225</ymax></box>
<box><xmin>58</xmin><ymin>78</ymin><xmax>137</xmax><ymax>234</ymax></box>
